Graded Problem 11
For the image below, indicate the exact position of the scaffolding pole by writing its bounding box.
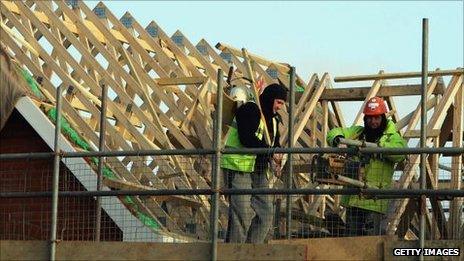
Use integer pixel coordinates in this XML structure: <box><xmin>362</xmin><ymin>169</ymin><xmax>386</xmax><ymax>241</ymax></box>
<box><xmin>419</xmin><ymin>18</ymin><xmax>429</xmax><ymax>260</ymax></box>
<box><xmin>286</xmin><ymin>66</ymin><xmax>295</xmax><ymax>239</ymax></box>
<box><xmin>210</xmin><ymin>69</ymin><xmax>223</xmax><ymax>261</ymax></box>
<box><xmin>95</xmin><ymin>84</ymin><xmax>108</xmax><ymax>241</ymax></box>
<box><xmin>1</xmin><ymin>147</ymin><xmax>462</xmax><ymax>160</ymax></box>
<box><xmin>49</xmin><ymin>86</ymin><xmax>62</xmax><ymax>261</ymax></box>
<box><xmin>2</xmin><ymin>188</ymin><xmax>463</xmax><ymax>198</ymax></box>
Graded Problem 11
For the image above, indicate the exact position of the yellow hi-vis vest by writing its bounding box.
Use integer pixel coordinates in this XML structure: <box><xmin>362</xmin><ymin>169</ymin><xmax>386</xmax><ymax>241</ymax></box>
<box><xmin>220</xmin><ymin>118</ymin><xmax>265</xmax><ymax>172</ymax></box>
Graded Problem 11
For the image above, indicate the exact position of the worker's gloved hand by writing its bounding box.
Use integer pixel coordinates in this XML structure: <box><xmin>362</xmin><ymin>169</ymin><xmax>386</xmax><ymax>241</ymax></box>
<box><xmin>332</xmin><ymin>136</ymin><xmax>344</xmax><ymax>147</ymax></box>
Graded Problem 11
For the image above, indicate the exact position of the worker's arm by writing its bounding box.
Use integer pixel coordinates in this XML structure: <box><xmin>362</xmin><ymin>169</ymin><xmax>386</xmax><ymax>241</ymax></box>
<box><xmin>378</xmin><ymin>132</ymin><xmax>407</xmax><ymax>163</ymax></box>
<box><xmin>326</xmin><ymin>126</ymin><xmax>364</xmax><ymax>147</ymax></box>
<box><xmin>236</xmin><ymin>102</ymin><xmax>268</xmax><ymax>148</ymax></box>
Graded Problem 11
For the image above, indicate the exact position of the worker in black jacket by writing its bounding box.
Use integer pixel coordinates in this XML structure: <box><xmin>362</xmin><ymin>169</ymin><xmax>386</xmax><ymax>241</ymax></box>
<box><xmin>221</xmin><ymin>83</ymin><xmax>287</xmax><ymax>243</ymax></box>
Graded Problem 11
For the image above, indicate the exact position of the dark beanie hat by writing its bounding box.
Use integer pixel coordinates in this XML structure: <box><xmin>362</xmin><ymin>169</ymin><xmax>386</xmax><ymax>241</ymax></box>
<box><xmin>261</xmin><ymin>83</ymin><xmax>288</xmax><ymax>101</ymax></box>
<box><xmin>259</xmin><ymin>83</ymin><xmax>288</xmax><ymax>117</ymax></box>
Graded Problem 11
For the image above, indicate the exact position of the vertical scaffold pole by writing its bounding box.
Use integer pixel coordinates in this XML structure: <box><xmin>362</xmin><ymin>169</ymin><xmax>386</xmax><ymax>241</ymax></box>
<box><xmin>419</xmin><ymin>18</ymin><xmax>429</xmax><ymax>261</ymax></box>
<box><xmin>211</xmin><ymin>69</ymin><xmax>223</xmax><ymax>261</ymax></box>
<box><xmin>286</xmin><ymin>66</ymin><xmax>296</xmax><ymax>239</ymax></box>
<box><xmin>95</xmin><ymin>83</ymin><xmax>108</xmax><ymax>241</ymax></box>
<box><xmin>50</xmin><ymin>86</ymin><xmax>63</xmax><ymax>261</ymax></box>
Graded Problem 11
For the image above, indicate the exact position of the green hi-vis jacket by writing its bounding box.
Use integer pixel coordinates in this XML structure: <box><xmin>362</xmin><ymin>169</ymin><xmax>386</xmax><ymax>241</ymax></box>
<box><xmin>220</xmin><ymin>118</ymin><xmax>265</xmax><ymax>173</ymax></box>
<box><xmin>326</xmin><ymin>119</ymin><xmax>407</xmax><ymax>214</ymax></box>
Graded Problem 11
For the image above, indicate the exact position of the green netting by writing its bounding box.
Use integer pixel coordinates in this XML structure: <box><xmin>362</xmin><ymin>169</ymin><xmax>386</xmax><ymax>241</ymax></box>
<box><xmin>102</xmin><ymin>166</ymin><xmax>117</xmax><ymax>179</ymax></box>
<box><xmin>47</xmin><ymin>108</ymin><xmax>159</xmax><ymax>230</ymax></box>
<box><xmin>19</xmin><ymin>68</ymin><xmax>117</xmax><ymax>179</ymax></box>
<box><xmin>90</xmin><ymin>158</ymin><xmax>117</xmax><ymax>179</ymax></box>
<box><xmin>46</xmin><ymin>108</ymin><xmax>117</xmax><ymax>179</ymax></box>
<box><xmin>20</xmin><ymin>68</ymin><xmax>44</xmax><ymax>99</ymax></box>
<box><xmin>137</xmin><ymin>212</ymin><xmax>160</xmax><ymax>230</ymax></box>
<box><xmin>124</xmin><ymin>195</ymin><xmax>135</xmax><ymax>204</ymax></box>
<box><xmin>47</xmin><ymin>108</ymin><xmax>91</xmax><ymax>150</ymax></box>
<box><xmin>124</xmin><ymin>196</ymin><xmax>160</xmax><ymax>230</ymax></box>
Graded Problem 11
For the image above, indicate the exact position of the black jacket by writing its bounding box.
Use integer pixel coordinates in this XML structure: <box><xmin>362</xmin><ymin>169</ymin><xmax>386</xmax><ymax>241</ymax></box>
<box><xmin>235</xmin><ymin>102</ymin><xmax>281</xmax><ymax>149</ymax></box>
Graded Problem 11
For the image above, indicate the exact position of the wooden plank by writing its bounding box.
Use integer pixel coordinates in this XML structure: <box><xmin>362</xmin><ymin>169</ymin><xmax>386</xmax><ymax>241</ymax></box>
<box><xmin>156</xmin><ymin>76</ymin><xmax>207</xmax><ymax>85</ymax></box>
<box><xmin>103</xmin><ymin>178</ymin><xmax>202</xmax><ymax>208</ymax></box>
<box><xmin>216</xmin><ymin>42</ymin><xmax>290</xmax><ymax>74</ymax></box>
<box><xmin>0</xmin><ymin>241</ymin><xmax>307</xmax><ymax>261</ymax></box>
<box><xmin>402</xmin><ymin>129</ymin><xmax>441</xmax><ymax>138</ymax></box>
<box><xmin>321</xmin><ymin>100</ymin><xmax>328</xmax><ymax>147</ymax></box>
<box><xmin>385</xmin><ymin>96</ymin><xmax>400</xmax><ymax>123</ymax></box>
<box><xmin>273</xmin><ymin>236</ymin><xmax>393</xmax><ymax>260</ymax></box>
<box><xmin>323</xmin><ymin>78</ymin><xmax>346</xmax><ymax>128</ymax></box>
<box><xmin>448</xmin><ymin>81</ymin><xmax>463</xmax><ymax>239</ymax></box>
<box><xmin>426</xmin><ymin>162</ymin><xmax>448</xmax><ymax>239</ymax></box>
<box><xmin>320</xmin><ymin>83</ymin><xmax>445</xmax><ymax>101</ymax></box>
<box><xmin>334</xmin><ymin>68</ymin><xmax>464</xmax><ymax>82</ymax></box>
<box><xmin>294</xmin><ymin>74</ymin><xmax>318</xmax><ymax>117</ymax></box>
<box><xmin>292</xmin><ymin>73</ymin><xmax>328</xmax><ymax>145</ymax></box>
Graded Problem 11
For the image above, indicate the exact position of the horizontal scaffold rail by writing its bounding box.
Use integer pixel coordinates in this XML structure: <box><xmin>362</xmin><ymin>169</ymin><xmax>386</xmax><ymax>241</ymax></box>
<box><xmin>1</xmin><ymin>188</ymin><xmax>463</xmax><ymax>198</ymax></box>
<box><xmin>0</xmin><ymin>147</ymin><xmax>462</xmax><ymax>160</ymax></box>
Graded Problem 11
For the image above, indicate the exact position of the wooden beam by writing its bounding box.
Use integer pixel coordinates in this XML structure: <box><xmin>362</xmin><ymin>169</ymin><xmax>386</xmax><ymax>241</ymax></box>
<box><xmin>403</xmin><ymin>129</ymin><xmax>441</xmax><ymax>138</ymax></box>
<box><xmin>320</xmin><ymin>83</ymin><xmax>445</xmax><ymax>101</ymax></box>
<box><xmin>449</xmin><ymin>81</ymin><xmax>463</xmax><ymax>239</ymax></box>
<box><xmin>215</xmin><ymin>42</ymin><xmax>290</xmax><ymax>73</ymax></box>
<box><xmin>334</xmin><ymin>68</ymin><xmax>464</xmax><ymax>82</ymax></box>
<box><xmin>103</xmin><ymin>178</ymin><xmax>202</xmax><ymax>208</ymax></box>
<box><xmin>291</xmin><ymin>74</ymin><xmax>328</xmax><ymax>145</ymax></box>
<box><xmin>2</xmin><ymin>1</ymin><xmax>162</xmax><ymax>54</ymax></box>
<box><xmin>155</xmin><ymin>76</ymin><xmax>207</xmax><ymax>86</ymax></box>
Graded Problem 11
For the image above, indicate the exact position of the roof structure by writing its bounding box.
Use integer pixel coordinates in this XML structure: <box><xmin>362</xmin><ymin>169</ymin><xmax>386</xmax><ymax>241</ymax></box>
<box><xmin>0</xmin><ymin>0</ymin><xmax>462</xmax><ymax>240</ymax></box>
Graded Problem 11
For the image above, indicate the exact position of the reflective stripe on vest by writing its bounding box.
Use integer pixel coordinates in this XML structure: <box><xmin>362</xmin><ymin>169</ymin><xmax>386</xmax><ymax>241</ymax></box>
<box><xmin>220</xmin><ymin>118</ymin><xmax>265</xmax><ymax>172</ymax></box>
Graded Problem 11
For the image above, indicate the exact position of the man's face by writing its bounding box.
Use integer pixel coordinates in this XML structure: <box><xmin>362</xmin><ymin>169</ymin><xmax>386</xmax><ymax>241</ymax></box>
<box><xmin>365</xmin><ymin>115</ymin><xmax>383</xmax><ymax>129</ymax></box>
<box><xmin>273</xmin><ymin>99</ymin><xmax>285</xmax><ymax>113</ymax></box>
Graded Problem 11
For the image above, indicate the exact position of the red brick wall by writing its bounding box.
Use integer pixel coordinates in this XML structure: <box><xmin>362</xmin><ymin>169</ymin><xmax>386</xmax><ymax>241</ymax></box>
<box><xmin>0</xmin><ymin>109</ymin><xmax>122</xmax><ymax>241</ymax></box>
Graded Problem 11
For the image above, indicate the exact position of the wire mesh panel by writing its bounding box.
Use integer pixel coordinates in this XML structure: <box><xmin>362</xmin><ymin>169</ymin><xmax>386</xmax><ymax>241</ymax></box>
<box><xmin>1</xmin><ymin>151</ymin><xmax>462</xmax><ymax>243</ymax></box>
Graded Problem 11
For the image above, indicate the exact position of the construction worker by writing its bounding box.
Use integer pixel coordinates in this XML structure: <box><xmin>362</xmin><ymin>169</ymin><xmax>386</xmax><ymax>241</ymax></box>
<box><xmin>221</xmin><ymin>83</ymin><xmax>287</xmax><ymax>243</ymax></box>
<box><xmin>326</xmin><ymin>96</ymin><xmax>407</xmax><ymax>236</ymax></box>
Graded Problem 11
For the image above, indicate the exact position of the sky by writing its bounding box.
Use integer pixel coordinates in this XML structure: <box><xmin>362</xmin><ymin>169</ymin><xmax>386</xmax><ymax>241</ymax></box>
<box><xmin>84</xmin><ymin>1</ymin><xmax>463</xmax><ymax>124</ymax></box>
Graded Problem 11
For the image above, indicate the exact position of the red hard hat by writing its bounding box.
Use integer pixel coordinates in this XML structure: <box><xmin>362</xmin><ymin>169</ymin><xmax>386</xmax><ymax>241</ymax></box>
<box><xmin>363</xmin><ymin>96</ymin><xmax>388</xmax><ymax>116</ymax></box>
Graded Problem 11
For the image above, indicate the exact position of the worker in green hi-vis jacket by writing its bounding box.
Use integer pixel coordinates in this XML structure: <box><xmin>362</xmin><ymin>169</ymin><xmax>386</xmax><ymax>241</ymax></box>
<box><xmin>221</xmin><ymin>83</ymin><xmax>287</xmax><ymax>243</ymax></box>
<box><xmin>327</xmin><ymin>96</ymin><xmax>407</xmax><ymax>236</ymax></box>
